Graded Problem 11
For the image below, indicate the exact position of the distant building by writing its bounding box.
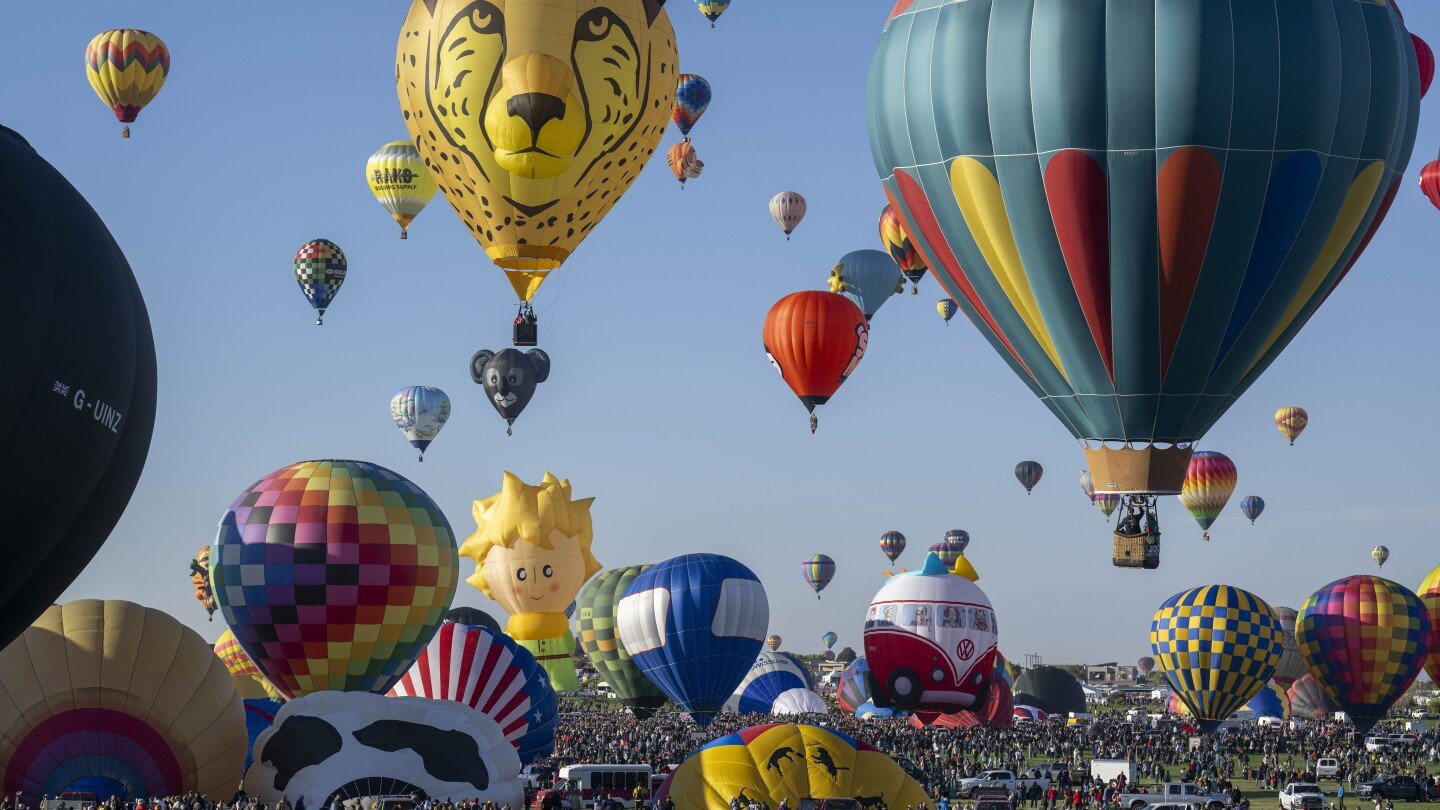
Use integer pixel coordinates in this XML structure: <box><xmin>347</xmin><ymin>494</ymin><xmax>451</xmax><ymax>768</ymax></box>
<box><xmin>1083</xmin><ymin>663</ymin><xmax>1142</xmax><ymax>684</ymax></box>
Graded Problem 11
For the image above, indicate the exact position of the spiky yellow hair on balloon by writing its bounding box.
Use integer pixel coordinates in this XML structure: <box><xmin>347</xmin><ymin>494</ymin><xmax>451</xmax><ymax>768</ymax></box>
<box><xmin>459</xmin><ymin>471</ymin><xmax>600</xmax><ymax>599</ymax></box>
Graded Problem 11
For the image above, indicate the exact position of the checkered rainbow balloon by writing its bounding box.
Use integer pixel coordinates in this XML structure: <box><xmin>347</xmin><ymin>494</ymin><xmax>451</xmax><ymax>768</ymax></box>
<box><xmin>1296</xmin><ymin>575</ymin><xmax>1431</xmax><ymax>734</ymax></box>
<box><xmin>1150</xmin><ymin>584</ymin><xmax>1283</xmax><ymax>732</ymax></box>
<box><xmin>212</xmin><ymin>460</ymin><xmax>459</xmax><ymax>699</ymax></box>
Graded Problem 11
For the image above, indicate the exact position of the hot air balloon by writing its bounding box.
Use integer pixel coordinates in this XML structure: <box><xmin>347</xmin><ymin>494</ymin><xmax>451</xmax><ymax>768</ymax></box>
<box><xmin>294</xmin><ymin>239</ymin><xmax>346</xmax><ymax>325</ymax></box>
<box><xmin>389</xmin><ymin>622</ymin><xmax>558</xmax><ymax>765</ymax></box>
<box><xmin>770</xmin><ymin>191</ymin><xmax>807</xmax><ymax>240</ymax></box>
<box><xmin>766</xmin><ymin>634</ymin><xmax>783</xmax><ymax>652</ymax></box>
<box><xmin>1418</xmin><ymin>566</ymin><xmax>1440</xmax><ymax>687</ymax></box>
<box><xmin>674</xmin><ymin>74</ymin><xmax>712</xmax><ymax>141</ymax></box>
<box><xmin>447</xmin><ymin>606</ymin><xmax>503</xmax><ymax>632</ymax></box>
<box><xmin>575</xmin><ymin>565</ymin><xmax>668</xmax><ymax>718</ymax></box>
<box><xmin>1136</xmin><ymin>657</ymin><xmax>1155</xmax><ymax>676</ymax></box>
<box><xmin>1270</xmin><ymin>606</ymin><xmax>1308</xmax><ymax>688</ymax></box>
<box><xmin>0</xmin><ymin>601</ymin><xmax>245</xmax><ymax>801</ymax></box>
<box><xmin>880</xmin><ymin>204</ymin><xmax>929</xmax><ymax>293</ymax></box>
<box><xmin>1015</xmin><ymin>461</ymin><xmax>1043</xmax><ymax>494</ymax></box>
<box><xmin>211</xmin><ymin>459</ymin><xmax>459</xmax><ymax>698</ymax></box>
<box><xmin>1150</xmin><ymin>585</ymin><xmax>1283</xmax><ymax>733</ymax></box>
<box><xmin>470</xmin><ymin>349</ymin><xmax>551</xmax><ymax>435</ymax></box>
<box><xmin>0</xmin><ymin>126</ymin><xmax>158</xmax><ymax>653</ymax></box>
<box><xmin>1297</xmin><ymin>575</ymin><xmax>1430</xmax><ymax>733</ymax></box>
<box><xmin>880</xmin><ymin>530</ymin><xmax>906</xmax><ymax>563</ymax></box>
<box><xmin>725</xmin><ymin>651</ymin><xmax>825</xmax><ymax>715</ymax></box>
<box><xmin>822</xmin><ymin>631</ymin><xmax>839</xmax><ymax>651</ymax></box>
<box><xmin>1178</xmin><ymin>451</ymin><xmax>1237</xmax><ymax>541</ymax></box>
<box><xmin>1415</xmin><ymin>34</ymin><xmax>1435</xmax><ymax>98</ymax></box>
<box><xmin>696</xmin><ymin>0</ymin><xmax>730</xmax><ymax>28</ymax></box>
<box><xmin>390</xmin><ymin>385</ymin><xmax>451</xmax><ymax>461</ymax></box>
<box><xmin>1079</xmin><ymin>470</ymin><xmax>1096</xmax><ymax>501</ymax></box>
<box><xmin>85</xmin><ymin>30</ymin><xmax>169</xmax><ymax>138</ymax></box>
<box><xmin>827</xmin><ymin>249</ymin><xmax>904</xmax><ymax>320</ymax></box>
<box><xmin>1275</xmin><ymin>407</ymin><xmax>1310</xmax><ymax>446</ymax></box>
<box><xmin>1423</xmin><ymin>158</ymin><xmax>1440</xmax><ymax>212</ymax></box>
<box><xmin>836</xmin><ymin>658</ymin><xmax>873</xmax><ymax>714</ymax></box>
<box><xmin>616</xmin><ymin>553</ymin><xmax>770</xmax><ymax>726</ymax></box>
<box><xmin>869</xmin><ymin>0</ymin><xmax>1420</xmax><ymax>532</ymax></box>
<box><xmin>937</xmin><ymin>298</ymin><xmax>958</xmax><ymax>324</ymax></box>
<box><xmin>656</xmin><ymin>724</ymin><xmax>931</xmax><ymax>810</ymax></box>
<box><xmin>910</xmin><ymin>675</ymin><xmax>1014</xmax><ymax>730</ymax></box>
<box><xmin>928</xmin><ymin>531</ymin><xmax>968</xmax><ymax>569</ymax></box>
<box><xmin>1240</xmin><ymin>495</ymin><xmax>1265</xmax><ymax>525</ymax></box>
<box><xmin>802</xmin><ymin>553</ymin><xmax>836</xmax><ymax>599</ymax></box>
<box><xmin>366</xmin><ymin>141</ymin><xmax>438</xmax><ymax>239</ymax></box>
<box><xmin>1012</xmin><ymin>667</ymin><xmax>1087</xmax><ymax>717</ymax></box>
<box><xmin>1246</xmin><ymin>679</ymin><xmax>1291</xmax><ymax>721</ymax></box>
<box><xmin>1286</xmin><ymin>674</ymin><xmax>1331</xmax><ymax>720</ymax></box>
<box><xmin>1093</xmin><ymin>493</ymin><xmax>1122</xmax><ymax>520</ymax></box>
<box><xmin>214</xmin><ymin>628</ymin><xmax>284</xmax><ymax>702</ymax></box>
<box><xmin>864</xmin><ymin>553</ymin><xmax>998</xmax><ymax>713</ymax></box>
<box><xmin>395</xmin><ymin>0</ymin><xmax>677</xmax><ymax>341</ymax></box>
<box><xmin>992</xmin><ymin>650</ymin><xmax>1017</xmax><ymax>690</ymax></box>
<box><xmin>190</xmin><ymin>544</ymin><xmax>217</xmax><ymax>618</ymax></box>
<box><xmin>763</xmin><ymin>291</ymin><xmax>869</xmax><ymax>433</ymax></box>
<box><xmin>245</xmin><ymin>691</ymin><xmax>525</xmax><ymax>805</ymax></box>
<box><xmin>459</xmin><ymin>472</ymin><xmax>599</xmax><ymax>692</ymax></box>
<box><xmin>1372</xmin><ymin>545</ymin><xmax>1390</xmax><ymax>567</ymax></box>
<box><xmin>668</xmin><ymin>140</ymin><xmax>704</xmax><ymax>188</ymax></box>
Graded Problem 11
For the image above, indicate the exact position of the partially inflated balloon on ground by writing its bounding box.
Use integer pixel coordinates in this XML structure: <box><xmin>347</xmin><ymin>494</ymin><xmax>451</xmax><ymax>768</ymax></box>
<box><xmin>212</xmin><ymin>459</ymin><xmax>459</xmax><ymax>698</ymax></box>
<box><xmin>0</xmin><ymin>601</ymin><xmax>245</xmax><ymax>801</ymax></box>
<box><xmin>245</xmin><ymin>691</ymin><xmax>524</xmax><ymax>805</ymax></box>
<box><xmin>214</xmin><ymin>628</ymin><xmax>283</xmax><ymax>701</ymax></box>
<box><xmin>657</xmin><ymin>724</ymin><xmax>931</xmax><ymax>810</ymax></box>
<box><xmin>1296</xmin><ymin>575</ymin><xmax>1430</xmax><ymax>734</ymax></box>
<box><xmin>1151</xmin><ymin>585</ymin><xmax>1283</xmax><ymax>732</ymax></box>
<box><xmin>1286</xmin><ymin>674</ymin><xmax>1331</xmax><ymax>720</ymax></box>
<box><xmin>1246</xmin><ymin>680</ymin><xmax>1290</xmax><ymax>721</ymax></box>
<box><xmin>389</xmin><ymin>622</ymin><xmax>557</xmax><ymax>764</ymax></box>
<box><xmin>911</xmin><ymin>676</ymin><xmax>1013</xmax><ymax>729</ymax></box>
<box><xmin>837</xmin><ymin>658</ymin><xmax>872</xmax><ymax>714</ymax></box>
<box><xmin>1270</xmin><ymin>606</ymin><xmax>1307</xmax><ymax>688</ymax></box>
<box><xmin>575</xmin><ymin>565</ymin><xmax>668</xmax><ymax>717</ymax></box>
<box><xmin>725</xmin><ymin>652</ymin><xmax>825</xmax><ymax>715</ymax></box>
<box><xmin>1421</xmin><ymin>566</ymin><xmax>1440</xmax><ymax>686</ymax></box>
<box><xmin>0</xmin><ymin>126</ymin><xmax>157</xmax><ymax>653</ymax></box>
<box><xmin>1013</xmin><ymin>667</ymin><xmax>1087</xmax><ymax>717</ymax></box>
<box><xmin>617</xmin><ymin>554</ymin><xmax>770</xmax><ymax>725</ymax></box>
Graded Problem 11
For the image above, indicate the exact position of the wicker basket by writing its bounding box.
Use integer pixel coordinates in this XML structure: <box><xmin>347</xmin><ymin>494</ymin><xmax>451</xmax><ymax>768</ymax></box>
<box><xmin>1114</xmin><ymin>533</ymin><xmax>1161</xmax><ymax>569</ymax></box>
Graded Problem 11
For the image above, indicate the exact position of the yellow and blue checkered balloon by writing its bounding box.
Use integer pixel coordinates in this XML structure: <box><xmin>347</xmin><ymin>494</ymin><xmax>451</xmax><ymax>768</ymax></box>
<box><xmin>1150</xmin><ymin>585</ymin><xmax>1283</xmax><ymax>732</ymax></box>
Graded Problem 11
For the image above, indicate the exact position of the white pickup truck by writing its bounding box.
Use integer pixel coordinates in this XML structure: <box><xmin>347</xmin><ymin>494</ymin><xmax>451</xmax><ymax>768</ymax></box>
<box><xmin>1116</xmin><ymin>783</ymin><xmax>1232</xmax><ymax>810</ymax></box>
<box><xmin>1278</xmin><ymin>783</ymin><xmax>1325</xmax><ymax>810</ymax></box>
<box><xmin>956</xmin><ymin>770</ymin><xmax>1051</xmax><ymax>798</ymax></box>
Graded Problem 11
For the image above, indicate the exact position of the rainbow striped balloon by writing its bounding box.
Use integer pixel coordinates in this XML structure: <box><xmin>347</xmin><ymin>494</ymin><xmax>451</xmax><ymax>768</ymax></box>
<box><xmin>1419</xmin><ymin>566</ymin><xmax>1440</xmax><ymax>687</ymax></box>
<box><xmin>879</xmin><ymin>530</ymin><xmax>906</xmax><ymax>563</ymax></box>
<box><xmin>801</xmin><ymin>553</ymin><xmax>836</xmax><ymax>598</ymax></box>
<box><xmin>84</xmin><ymin>29</ymin><xmax>170</xmax><ymax>137</ymax></box>
<box><xmin>1178</xmin><ymin>450</ymin><xmax>1237</xmax><ymax>540</ymax></box>
<box><xmin>1296</xmin><ymin>575</ymin><xmax>1431</xmax><ymax>734</ymax></box>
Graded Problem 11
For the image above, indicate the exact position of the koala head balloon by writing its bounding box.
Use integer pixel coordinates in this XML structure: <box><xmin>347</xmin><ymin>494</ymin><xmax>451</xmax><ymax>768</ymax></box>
<box><xmin>471</xmin><ymin>349</ymin><xmax>551</xmax><ymax>433</ymax></box>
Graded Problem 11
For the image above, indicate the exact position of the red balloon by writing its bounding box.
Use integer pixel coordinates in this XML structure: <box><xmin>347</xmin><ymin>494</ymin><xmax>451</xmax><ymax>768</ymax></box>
<box><xmin>763</xmin><ymin>291</ymin><xmax>868</xmax><ymax>422</ymax></box>
<box><xmin>908</xmin><ymin>678</ymin><xmax>1014</xmax><ymax>729</ymax></box>
<box><xmin>1422</xmin><ymin>160</ymin><xmax>1440</xmax><ymax>213</ymax></box>
<box><xmin>1415</xmin><ymin>34</ymin><xmax>1434</xmax><ymax>98</ymax></box>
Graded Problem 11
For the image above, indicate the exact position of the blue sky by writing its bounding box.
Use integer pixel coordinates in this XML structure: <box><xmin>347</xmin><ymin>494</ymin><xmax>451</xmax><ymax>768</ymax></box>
<box><xmin>7</xmin><ymin>1</ymin><xmax>1439</xmax><ymax>668</ymax></box>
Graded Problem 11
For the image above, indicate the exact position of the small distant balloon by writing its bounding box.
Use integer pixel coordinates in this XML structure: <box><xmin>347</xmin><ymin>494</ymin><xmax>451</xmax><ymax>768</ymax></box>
<box><xmin>766</xmin><ymin>634</ymin><xmax>782</xmax><ymax>652</ymax></box>
<box><xmin>1372</xmin><ymin>545</ymin><xmax>1390</xmax><ymax>568</ymax></box>
<box><xmin>85</xmin><ymin>30</ymin><xmax>170</xmax><ymax>138</ymax></box>
<box><xmin>1240</xmin><ymin>496</ymin><xmax>1265</xmax><ymax>525</ymax></box>
<box><xmin>929</xmin><ymin>531</ymin><xmax>968</xmax><ymax>568</ymax></box>
<box><xmin>696</xmin><ymin>0</ymin><xmax>731</xmax><ymax>27</ymax></box>
<box><xmin>879</xmin><ymin>204</ymin><xmax>928</xmax><ymax>293</ymax></box>
<box><xmin>801</xmin><ymin>554</ymin><xmax>835</xmax><ymax>599</ymax></box>
<box><xmin>770</xmin><ymin>191</ymin><xmax>807</xmax><ymax>240</ymax></box>
<box><xmin>1275</xmin><ymin>407</ymin><xmax>1309</xmax><ymax>446</ymax></box>
<box><xmin>366</xmin><ymin>141</ymin><xmax>437</xmax><ymax>239</ymax></box>
<box><xmin>1014</xmin><ymin>461</ymin><xmax>1043</xmax><ymax>494</ymax></box>
<box><xmin>821</xmin><ymin>631</ymin><xmax>838</xmax><ymax>651</ymax></box>
<box><xmin>673</xmin><ymin>74</ymin><xmax>712</xmax><ymax>140</ymax></box>
<box><xmin>879</xmin><ymin>531</ymin><xmax>906</xmax><ymax>563</ymax></box>
<box><xmin>294</xmin><ymin>239</ymin><xmax>347</xmax><ymax>326</ymax></box>
<box><xmin>1079</xmin><ymin>470</ymin><xmax>1095</xmax><ymax>501</ymax></box>
<box><xmin>937</xmin><ymin>299</ymin><xmax>957</xmax><ymax>324</ymax></box>
<box><xmin>1178</xmin><ymin>450</ymin><xmax>1237</xmax><ymax>541</ymax></box>
<box><xmin>667</xmin><ymin>141</ymin><xmax>703</xmax><ymax>188</ymax></box>
<box><xmin>389</xmin><ymin>386</ymin><xmax>451</xmax><ymax>461</ymax></box>
<box><xmin>1094</xmin><ymin>493</ymin><xmax>1122</xmax><ymax>520</ymax></box>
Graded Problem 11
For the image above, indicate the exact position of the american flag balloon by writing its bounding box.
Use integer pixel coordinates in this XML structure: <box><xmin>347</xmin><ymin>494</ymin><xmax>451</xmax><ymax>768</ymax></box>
<box><xmin>389</xmin><ymin>622</ymin><xmax>558</xmax><ymax>764</ymax></box>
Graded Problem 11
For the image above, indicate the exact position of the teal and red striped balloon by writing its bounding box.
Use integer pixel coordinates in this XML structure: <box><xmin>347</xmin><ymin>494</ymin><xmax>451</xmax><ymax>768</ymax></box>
<box><xmin>869</xmin><ymin>1</ymin><xmax>1420</xmax><ymax>494</ymax></box>
<box><xmin>801</xmin><ymin>553</ymin><xmax>835</xmax><ymax>598</ymax></box>
<box><xmin>1178</xmin><ymin>451</ymin><xmax>1237</xmax><ymax>540</ymax></box>
<box><xmin>1296</xmin><ymin>575</ymin><xmax>1430</xmax><ymax>734</ymax></box>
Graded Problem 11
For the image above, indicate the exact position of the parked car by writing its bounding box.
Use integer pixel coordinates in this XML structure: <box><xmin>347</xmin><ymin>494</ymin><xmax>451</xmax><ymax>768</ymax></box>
<box><xmin>1357</xmin><ymin>776</ymin><xmax>1431</xmax><ymax>802</ymax></box>
<box><xmin>1279</xmin><ymin>783</ymin><xmax>1325</xmax><ymax>810</ymax></box>
<box><xmin>1092</xmin><ymin>760</ymin><xmax>1137</xmax><ymax>785</ymax></box>
<box><xmin>1364</xmin><ymin>736</ymin><xmax>1391</xmax><ymax>753</ymax></box>
<box><xmin>1116</xmin><ymin>783</ymin><xmax>1233</xmax><ymax>810</ymax></box>
<box><xmin>1314</xmin><ymin>759</ymin><xmax>1340</xmax><ymax>779</ymax></box>
<box><xmin>956</xmin><ymin>770</ymin><xmax>1051</xmax><ymax>799</ymax></box>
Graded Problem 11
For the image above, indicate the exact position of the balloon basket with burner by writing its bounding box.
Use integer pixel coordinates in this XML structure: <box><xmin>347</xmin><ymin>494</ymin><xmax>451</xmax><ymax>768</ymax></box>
<box><xmin>513</xmin><ymin>303</ymin><xmax>538</xmax><ymax>347</ymax></box>
<box><xmin>1112</xmin><ymin>495</ymin><xmax>1161</xmax><ymax>570</ymax></box>
<box><xmin>1112</xmin><ymin>533</ymin><xmax>1160</xmax><ymax>570</ymax></box>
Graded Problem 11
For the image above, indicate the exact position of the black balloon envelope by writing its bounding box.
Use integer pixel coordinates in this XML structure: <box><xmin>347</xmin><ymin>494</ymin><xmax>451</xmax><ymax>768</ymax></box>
<box><xmin>470</xmin><ymin>348</ymin><xmax>550</xmax><ymax>435</ymax></box>
<box><xmin>0</xmin><ymin>125</ymin><xmax>157</xmax><ymax>650</ymax></box>
<box><xmin>444</xmin><ymin>606</ymin><xmax>502</xmax><ymax>633</ymax></box>
<box><xmin>1013</xmin><ymin>666</ymin><xmax>1088</xmax><ymax>717</ymax></box>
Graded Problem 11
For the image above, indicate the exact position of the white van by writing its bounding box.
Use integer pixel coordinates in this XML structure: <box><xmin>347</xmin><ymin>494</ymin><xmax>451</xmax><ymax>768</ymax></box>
<box><xmin>1315</xmin><ymin>759</ymin><xmax>1340</xmax><ymax>779</ymax></box>
<box><xmin>1091</xmin><ymin>760</ymin><xmax>1136</xmax><ymax>785</ymax></box>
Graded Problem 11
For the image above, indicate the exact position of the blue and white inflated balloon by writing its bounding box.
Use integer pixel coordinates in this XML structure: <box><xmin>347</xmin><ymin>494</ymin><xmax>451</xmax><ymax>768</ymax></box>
<box><xmin>616</xmin><ymin>553</ymin><xmax>769</xmax><ymax>725</ymax></box>
<box><xmin>389</xmin><ymin>386</ymin><xmax>451</xmax><ymax>461</ymax></box>
<box><xmin>829</xmin><ymin>249</ymin><xmax>902</xmax><ymax>320</ymax></box>
<box><xmin>725</xmin><ymin>651</ymin><xmax>825</xmax><ymax>715</ymax></box>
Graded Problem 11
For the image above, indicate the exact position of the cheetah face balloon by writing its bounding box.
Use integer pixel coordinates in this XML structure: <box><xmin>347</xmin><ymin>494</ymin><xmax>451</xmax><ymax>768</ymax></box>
<box><xmin>397</xmin><ymin>0</ymin><xmax>676</xmax><ymax>297</ymax></box>
<box><xmin>471</xmin><ymin>348</ymin><xmax>551</xmax><ymax>427</ymax></box>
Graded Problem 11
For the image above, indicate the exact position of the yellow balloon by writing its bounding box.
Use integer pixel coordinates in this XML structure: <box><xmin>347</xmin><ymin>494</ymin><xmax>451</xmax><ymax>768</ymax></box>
<box><xmin>214</xmin><ymin>628</ymin><xmax>285</xmax><ymax>701</ymax></box>
<box><xmin>0</xmin><ymin>600</ymin><xmax>245</xmax><ymax>799</ymax></box>
<box><xmin>367</xmin><ymin>141</ymin><xmax>439</xmax><ymax>239</ymax></box>
<box><xmin>460</xmin><ymin>471</ymin><xmax>601</xmax><ymax>690</ymax></box>
<box><xmin>395</xmin><ymin>0</ymin><xmax>678</xmax><ymax>302</ymax></box>
<box><xmin>660</xmin><ymin>724</ymin><xmax>931</xmax><ymax>810</ymax></box>
<box><xmin>85</xmin><ymin>29</ymin><xmax>170</xmax><ymax>138</ymax></box>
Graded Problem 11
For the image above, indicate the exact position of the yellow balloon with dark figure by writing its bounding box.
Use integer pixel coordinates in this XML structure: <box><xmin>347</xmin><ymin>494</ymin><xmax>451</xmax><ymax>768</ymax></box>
<box><xmin>0</xmin><ymin>601</ymin><xmax>245</xmax><ymax>800</ymax></box>
<box><xmin>85</xmin><ymin>30</ymin><xmax>170</xmax><ymax>138</ymax></box>
<box><xmin>396</xmin><ymin>0</ymin><xmax>677</xmax><ymax>303</ymax></box>
<box><xmin>657</xmin><ymin>723</ymin><xmax>931</xmax><ymax>810</ymax></box>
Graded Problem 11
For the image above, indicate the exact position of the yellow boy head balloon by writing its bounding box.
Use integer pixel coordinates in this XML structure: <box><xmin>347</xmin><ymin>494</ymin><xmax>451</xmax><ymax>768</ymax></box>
<box><xmin>396</xmin><ymin>0</ymin><xmax>678</xmax><ymax>301</ymax></box>
<box><xmin>460</xmin><ymin>471</ymin><xmax>601</xmax><ymax>636</ymax></box>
